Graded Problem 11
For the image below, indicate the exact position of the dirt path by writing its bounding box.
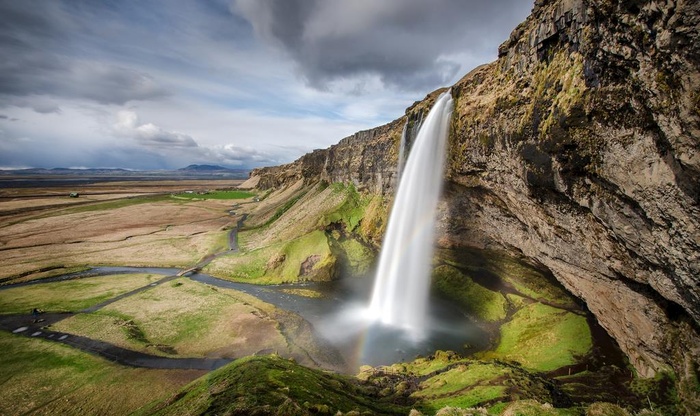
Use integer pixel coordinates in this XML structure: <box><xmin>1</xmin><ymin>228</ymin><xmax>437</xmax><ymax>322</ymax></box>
<box><xmin>0</xmin><ymin>269</ymin><xmax>235</xmax><ymax>370</ymax></box>
<box><xmin>0</xmin><ymin>207</ymin><xmax>330</xmax><ymax>372</ymax></box>
<box><xmin>0</xmin><ymin>312</ymin><xmax>232</xmax><ymax>370</ymax></box>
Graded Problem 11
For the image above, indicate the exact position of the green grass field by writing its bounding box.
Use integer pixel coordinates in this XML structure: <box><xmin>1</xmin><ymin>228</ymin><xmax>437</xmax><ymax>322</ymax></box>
<box><xmin>135</xmin><ymin>354</ymin><xmax>409</xmax><ymax>416</ymax></box>
<box><xmin>52</xmin><ymin>277</ymin><xmax>291</xmax><ymax>358</ymax></box>
<box><xmin>0</xmin><ymin>273</ymin><xmax>159</xmax><ymax>314</ymax></box>
<box><xmin>172</xmin><ymin>190</ymin><xmax>254</xmax><ymax>200</ymax></box>
<box><xmin>0</xmin><ymin>331</ymin><xmax>200</xmax><ymax>415</ymax></box>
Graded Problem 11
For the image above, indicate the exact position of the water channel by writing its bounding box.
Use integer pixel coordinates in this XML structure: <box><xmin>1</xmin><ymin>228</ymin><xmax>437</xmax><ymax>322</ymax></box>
<box><xmin>7</xmin><ymin>266</ymin><xmax>488</xmax><ymax>372</ymax></box>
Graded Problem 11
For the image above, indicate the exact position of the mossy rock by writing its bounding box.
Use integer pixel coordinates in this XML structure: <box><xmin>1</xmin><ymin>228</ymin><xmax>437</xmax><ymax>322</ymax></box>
<box><xmin>136</xmin><ymin>355</ymin><xmax>409</xmax><ymax>416</ymax></box>
<box><xmin>432</xmin><ymin>264</ymin><xmax>508</xmax><ymax>322</ymax></box>
<box><xmin>585</xmin><ymin>402</ymin><xmax>631</xmax><ymax>416</ymax></box>
<box><xmin>485</xmin><ymin>303</ymin><xmax>592</xmax><ymax>372</ymax></box>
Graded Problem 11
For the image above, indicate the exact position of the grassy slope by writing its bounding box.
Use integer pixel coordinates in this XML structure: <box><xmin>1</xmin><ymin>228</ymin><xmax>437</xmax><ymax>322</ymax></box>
<box><xmin>205</xmin><ymin>181</ymin><xmax>383</xmax><ymax>284</ymax></box>
<box><xmin>486</xmin><ymin>303</ymin><xmax>591</xmax><ymax>371</ymax></box>
<box><xmin>136</xmin><ymin>355</ymin><xmax>409</xmax><ymax>416</ymax></box>
<box><xmin>0</xmin><ymin>331</ymin><xmax>200</xmax><ymax>416</ymax></box>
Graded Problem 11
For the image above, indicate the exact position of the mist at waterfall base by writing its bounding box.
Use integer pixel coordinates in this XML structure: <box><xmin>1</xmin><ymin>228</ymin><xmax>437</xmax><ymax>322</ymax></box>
<box><xmin>316</xmin><ymin>91</ymin><xmax>487</xmax><ymax>369</ymax></box>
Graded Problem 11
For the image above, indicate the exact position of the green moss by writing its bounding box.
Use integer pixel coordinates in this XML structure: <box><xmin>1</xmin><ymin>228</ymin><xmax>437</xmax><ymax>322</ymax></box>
<box><xmin>433</xmin><ymin>265</ymin><xmax>508</xmax><ymax>322</ymax></box>
<box><xmin>384</xmin><ymin>350</ymin><xmax>469</xmax><ymax>377</ymax></box>
<box><xmin>628</xmin><ymin>372</ymin><xmax>679</xmax><ymax>415</ymax></box>
<box><xmin>519</xmin><ymin>51</ymin><xmax>586</xmax><ymax>139</ymax></box>
<box><xmin>425</xmin><ymin>386</ymin><xmax>508</xmax><ymax>411</ymax></box>
<box><xmin>439</xmin><ymin>248</ymin><xmax>578</xmax><ymax>310</ymax></box>
<box><xmin>336</xmin><ymin>238</ymin><xmax>374</xmax><ymax>276</ymax></box>
<box><xmin>413</xmin><ymin>362</ymin><xmax>511</xmax><ymax>398</ymax></box>
<box><xmin>320</xmin><ymin>182</ymin><xmax>369</xmax><ymax>232</ymax></box>
<box><xmin>506</xmin><ymin>294</ymin><xmax>528</xmax><ymax>309</ymax></box>
<box><xmin>278</xmin><ymin>230</ymin><xmax>335</xmax><ymax>281</ymax></box>
<box><xmin>137</xmin><ymin>355</ymin><xmax>409</xmax><ymax>416</ymax></box>
<box><xmin>486</xmin><ymin>303</ymin><xmax>592</xmax><ymax>371</ymax></box>
<box><xmin>206</xmin><ymin>230</ymin><xmax>335</xmax><ymax>284</ymax></box>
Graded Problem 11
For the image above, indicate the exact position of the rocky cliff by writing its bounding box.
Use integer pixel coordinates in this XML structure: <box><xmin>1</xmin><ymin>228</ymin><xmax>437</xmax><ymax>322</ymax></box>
<box><xmin>250</xmin><ymin>0</ymin><xmax>699</xmax><ymax>405</ymax></box>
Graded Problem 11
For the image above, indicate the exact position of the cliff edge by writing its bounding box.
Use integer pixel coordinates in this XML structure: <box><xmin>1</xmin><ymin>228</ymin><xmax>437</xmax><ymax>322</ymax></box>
<box><xmin>250</xmin><ymin>0</ymin><xmax>699</xmax><ymax>408</ymax></box>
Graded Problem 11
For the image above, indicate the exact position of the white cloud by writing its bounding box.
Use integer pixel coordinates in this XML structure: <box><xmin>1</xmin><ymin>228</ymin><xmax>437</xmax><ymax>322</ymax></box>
<box><xmin>113</xmin><ymin>110</ymin><xmax>198</xmax><ymax>148</ymax></box>
<box><xmin>0</xmin><ymin>0</ymin><xmax>534</xmax><ymax>170</ymax></box>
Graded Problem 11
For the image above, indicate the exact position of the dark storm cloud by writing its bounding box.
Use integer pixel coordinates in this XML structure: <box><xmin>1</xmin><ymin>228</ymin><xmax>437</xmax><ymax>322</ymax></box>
<box><xmin>232</xmin><ymin>0</ymin><xmax>533</xmax><ymax>91</ymax></box>
<box><xmin>0</xmin><ymin>1</ymin><xmax>168</xmax><ymax>107</ymax></box>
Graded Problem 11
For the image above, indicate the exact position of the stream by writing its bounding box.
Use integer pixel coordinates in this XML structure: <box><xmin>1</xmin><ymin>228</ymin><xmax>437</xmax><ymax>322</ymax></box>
<box><xmin>3</xmin><ymin>265</ymin><xmax>488</xmax><ymax>371</ymax></box>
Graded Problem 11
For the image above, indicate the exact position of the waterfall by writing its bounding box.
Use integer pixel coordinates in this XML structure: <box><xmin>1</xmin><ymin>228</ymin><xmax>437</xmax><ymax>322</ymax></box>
<box><xmin>397</xmin><ymin>112</ymin><xmax>424</xmax><ymax>180</ymax></box>
<box><xmin>368</xmin><ymin>90</ymin><xmax>454</xmax><ymax>339</ymax></box>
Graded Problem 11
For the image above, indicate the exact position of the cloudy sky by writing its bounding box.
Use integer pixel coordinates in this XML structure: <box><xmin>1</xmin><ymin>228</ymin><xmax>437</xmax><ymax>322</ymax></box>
<box><xmin>0</xmin><ymin>0</ymin><xmax>532</xmax><ymax>170</ymax></box>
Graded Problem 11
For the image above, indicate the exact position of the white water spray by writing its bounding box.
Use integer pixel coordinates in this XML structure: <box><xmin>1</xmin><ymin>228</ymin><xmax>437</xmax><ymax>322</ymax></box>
<box><xmin>368</xmin><ymin>91</ymin><xmax>454</xmax><ymax>339</ymax></box>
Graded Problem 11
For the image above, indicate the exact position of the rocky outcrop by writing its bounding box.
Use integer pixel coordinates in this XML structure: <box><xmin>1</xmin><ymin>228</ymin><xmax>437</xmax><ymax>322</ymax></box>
<box><xmin>251</xmin><ymin>0</ymin><xmax>699</xmax><ymax>404</ymax></box>
<box><xmin>252</xmin><ymin>119</ymin><xmax>405</xmax><ymax>195</ymax></box>
<box><xmin>442</xmin><ymin>0</ymin><xmax>700</xmax><ymax>382</ymax></box>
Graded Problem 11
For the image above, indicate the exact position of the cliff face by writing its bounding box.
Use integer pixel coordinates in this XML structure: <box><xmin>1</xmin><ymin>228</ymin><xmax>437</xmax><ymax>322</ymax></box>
<box><xmin>442</xmin><ymin>0</ymin><xmax>700</xmax><ymax>381</ymax></box>
<box><xmin>251</xmin><ymin>0</ymin><xmax>699</xmax><ymax>392</ymax></box>
<box><xmin>253</xmin><ymin>119</ymin><xmax>405</xmax><ymax>195</ymax></box>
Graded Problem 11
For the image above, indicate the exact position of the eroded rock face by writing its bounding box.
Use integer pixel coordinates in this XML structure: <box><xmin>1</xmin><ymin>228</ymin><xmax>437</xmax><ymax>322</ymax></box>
<box><xmin>251</xmin><ymin>0</ymin><xmax>699</xmax><ymax>394</ymax></box>
<box><xmin>252</xmin><ymin>120</ymin><xmax>404</xmax><ymax>195</ymax></box>
<box><xmin>442</xmin><ymin>0</ymin><xmax>700</xmax><ymax>381</ymax></box>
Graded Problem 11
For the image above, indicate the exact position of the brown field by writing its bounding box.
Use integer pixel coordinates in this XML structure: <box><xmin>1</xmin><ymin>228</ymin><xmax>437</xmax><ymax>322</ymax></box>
<box><xmin>0</xmin><ymin>179</ymin><xmax>246</xmax><ymax>283</ymax></box>
<box><xmin>0</xmin><ymin>177</ymin><xmax>348</xmax><ymax>414</ymax></box>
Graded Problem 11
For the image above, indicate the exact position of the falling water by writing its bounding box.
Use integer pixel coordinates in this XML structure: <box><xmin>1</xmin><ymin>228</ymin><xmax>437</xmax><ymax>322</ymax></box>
<box><xmin>397</xmin><ymin>113</ymin><xmax>425</xmax><ymax>180</ymax></box>
<box><xmin>368</xmin><ymin>90</ymin><xmax>454</xmax><ymax>339</ymax></box>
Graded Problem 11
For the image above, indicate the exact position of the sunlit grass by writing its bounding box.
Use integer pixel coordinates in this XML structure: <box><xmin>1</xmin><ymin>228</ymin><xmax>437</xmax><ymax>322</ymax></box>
<box><xmin>413</xmin><ymin>362</ymin><xmax>510</xmax><ymax>398</ymax></box>
<box><xmin>0</xmin><ymin>273</ymin><xmax>158</xmax><ymax>314</ymax></box>
<box><xmin>484</xmin><ymin>303</ymin><xmax>592</xmax><ymax>371</ymax></box>
<box><xmin>0</xmin><ymin>331</ymin><xmax>197</xmax><ymax>415</ymax></box>
<box><xmin>134</xmin><ymin>355</ymin><xmax>409</xmax><ymax>416</ymax></box>
<box><xmin>53</xmin><ymin>278</ymin><xmax>290</xmax><ymax>358</ymax></box>
<box><xmin>206</xmin><ymin>230</ymin><xmax>335</xmax><ymax>284</ymax></box>
<box><xmin>172</xmin><ymin>190</ymin><xmax>254</xmax><ymax>200</ymax></box>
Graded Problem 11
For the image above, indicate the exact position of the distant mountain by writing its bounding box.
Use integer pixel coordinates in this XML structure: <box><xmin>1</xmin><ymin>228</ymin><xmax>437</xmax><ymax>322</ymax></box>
<box><xmin>178</xmin><ymin>164</ymin><xmax>232</xmax><ymax>172</ymax></box>
<box><xmin>0</xmin><ymin>165</ymin><xmax>250</xmax><ymax>179</ymax></box>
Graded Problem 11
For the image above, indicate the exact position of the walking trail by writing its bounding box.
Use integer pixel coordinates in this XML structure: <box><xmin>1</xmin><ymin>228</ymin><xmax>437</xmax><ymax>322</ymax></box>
<box><xmin>0</xmin><ymin>214</ymin><xmax>252</xmax><ymax>370</ymax></box>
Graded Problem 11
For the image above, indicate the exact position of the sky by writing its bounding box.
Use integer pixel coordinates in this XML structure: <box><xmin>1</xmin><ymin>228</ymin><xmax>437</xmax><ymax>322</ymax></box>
<box><xmin>0</xmin><ymin>0</ymin><xmax>533</xmax><ymax>170</ymax></box>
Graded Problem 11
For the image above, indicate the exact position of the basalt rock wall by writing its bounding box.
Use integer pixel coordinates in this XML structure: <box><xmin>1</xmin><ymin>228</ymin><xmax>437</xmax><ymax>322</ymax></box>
<box><xmin>250</xmin><ymin>0</ymin><xmax>700</xmax><ymax>398</ymax></box>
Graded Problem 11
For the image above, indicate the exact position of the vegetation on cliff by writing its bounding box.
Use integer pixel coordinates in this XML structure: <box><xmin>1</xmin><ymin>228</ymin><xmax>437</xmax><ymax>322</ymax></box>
<box><xmin>239</xmin><ymin>0</ymin><xmax>700</xmax><ymax>411</ymax></box>
<box><xmin>205</xmin><ymin>181</ymin><xmax>386</xmax><ymax>284</ymax></box>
